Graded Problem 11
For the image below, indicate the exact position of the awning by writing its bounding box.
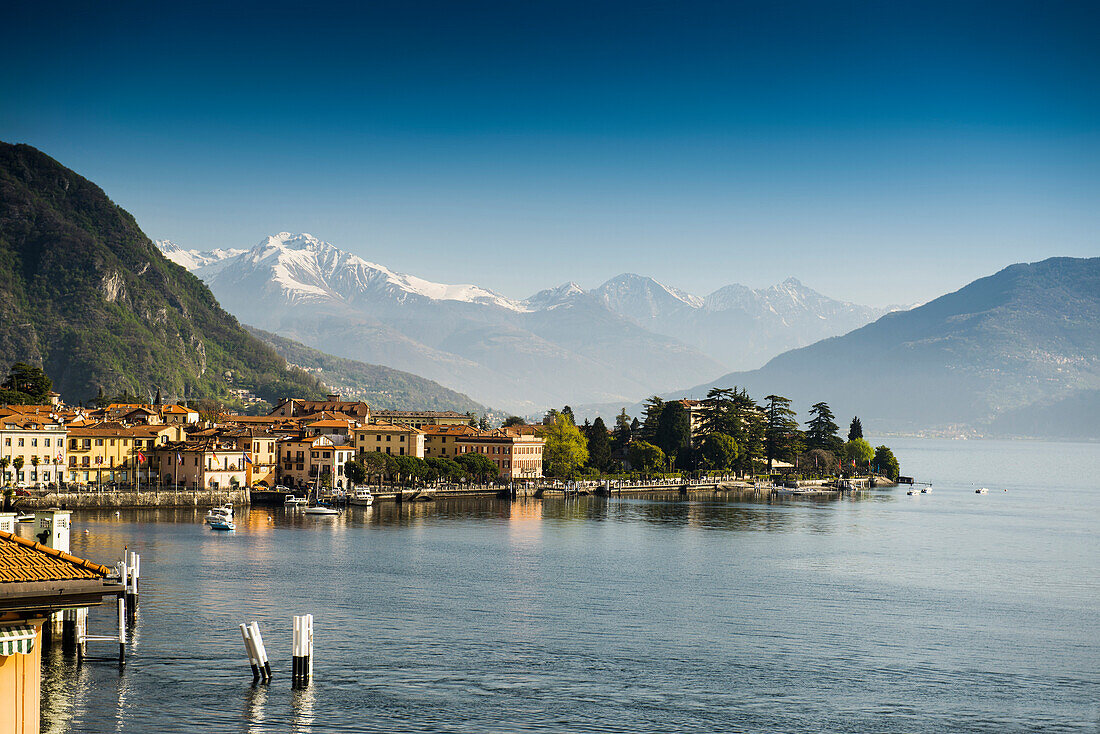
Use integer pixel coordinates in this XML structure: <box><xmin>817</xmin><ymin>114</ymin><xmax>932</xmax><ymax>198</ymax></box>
<box><xmin>0</xmin><ymin>625</ymin><xmax>36</xmax><ymax>656</ymax></box>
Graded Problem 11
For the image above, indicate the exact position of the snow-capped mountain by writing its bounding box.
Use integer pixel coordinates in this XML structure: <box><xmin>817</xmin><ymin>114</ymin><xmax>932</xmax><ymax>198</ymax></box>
<box><xmin>593</xmin><ymin>273</ymin><xmax>704</xmax><ymax>318</ymax></box>
<box><xmin>156</xmin><ymin>240</ymin><xmax>246</xmax><ymax>273</ymax></box>
<box><xmin>180</xmin><ymin>233</ymin><xmax>529</xmax><ymax>312</ymax></box>
<box><xmin>165</xmin><ymin>233</ymin><xmax>724</xmax><ymax>412</ymax></box>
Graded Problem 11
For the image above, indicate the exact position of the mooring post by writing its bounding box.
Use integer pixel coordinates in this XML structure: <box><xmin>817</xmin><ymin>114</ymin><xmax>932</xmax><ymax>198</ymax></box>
<box><xmin>125</xmin><ymin>551</ymin><xmax>140</xmax><ymax>611</ymax></box>
<box><xmin>117</xmin><ymin>596</ymin><xmax>127</xmax><ymax>662</ymax></box>
<box><xmin>75</xmin><ymin>607</ymin><xmax>87</xmax><ymax>661</ymax></box>
<box><xmin>249</xmin><ymin>621</ymin><xmax>272</xmax><ymax>681</ymax></box>
<box><xmin>240</xmin><ymin>623</ymin><xmax>261</xmax><ymax>681</ymax></box>
<box><xmin>292</xmin><ymin>614</ymin><xmax>314</xmax><ymax>687</ymax></box>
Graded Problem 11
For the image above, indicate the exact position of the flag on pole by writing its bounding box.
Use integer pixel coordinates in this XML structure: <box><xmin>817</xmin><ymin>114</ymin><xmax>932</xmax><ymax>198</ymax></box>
<box><xmin>176</xmin><ymin>452</ymin><xmax>183</xmax><ymax>464</ymax></box>
<box><xmin>137</xmin><ymin>451</ymin><xmax>146</xmax><ymax>463</ymax></box>
<box><xmin>243</xmin><ymin>452</ymin><xmax>252</xmax><ymax>465</ymax></box>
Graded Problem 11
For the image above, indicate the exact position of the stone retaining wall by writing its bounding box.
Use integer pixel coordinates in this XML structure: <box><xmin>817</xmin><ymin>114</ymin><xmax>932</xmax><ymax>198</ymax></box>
<box><xmin>17</xmin><ymin>488</ymin><xmax>250</xmax><ymax>509</ymax></box>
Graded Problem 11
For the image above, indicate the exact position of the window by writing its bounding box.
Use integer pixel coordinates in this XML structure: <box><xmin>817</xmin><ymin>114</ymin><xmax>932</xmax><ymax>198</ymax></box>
<box><xmin>17</xmin><ymin>438</ymin><xmax>24</xmax><ymax>447</ymax></box>
<box><xmin>95</xmin><ymin>439</ymin><xmax>103</xmax><ymax>446</ymax></box>
<box><xmin>399</xmin><ymin>448</ymin><xmax>404</xmax><ymax>456</ymax></box>
<box><xmin>110</xmin><ymin>439</ymin><xmax>115</xmax><ymax>446</ymax></box>
<box><xmin>31</xmin><ymin>438</ymin><xmax>37</xmax><ymax>447</ymax></box>
<box><xmin>45</xmin><ymin>438</ymin><xmax>51</xmax><ymax>447</ymax></box>
<box><xmin>386</xmin><ymin>435</ymin><xmax>391</xmax><ymax>442</ymax></box>
<box><xmin>400</xmin><ymin>435</ymin><xmax>405</xmax><ymax>442</ymax></box>
<box><xmin>3</xmin><ymin>438</ymin><xmax>8</xmax><ymax>446</ymax></box>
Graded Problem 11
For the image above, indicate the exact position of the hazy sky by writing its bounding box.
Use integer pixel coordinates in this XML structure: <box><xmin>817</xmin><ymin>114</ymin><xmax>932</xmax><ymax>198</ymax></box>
<box><xmin>2</xmin><ymin>0</ymin><xmax>1096</xmax><ymax>306</ymax></box>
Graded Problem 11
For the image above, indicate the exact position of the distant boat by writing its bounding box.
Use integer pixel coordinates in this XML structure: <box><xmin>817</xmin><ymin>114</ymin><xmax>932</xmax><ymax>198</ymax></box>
<box><xmin>284</xmin><ymin>494</ymin><xmax>307</xmax><ymax>506</ymax></box>
<box><xmin>907</xmin><ymin>489</ymin><xmax>919</xmax><ymax>495</ymax></box>
<box><xmin>976</xmin><ymin>487</ymin><xmax>989</xmax><ymax>494</ymax></box>
<box><xmin>209</xmin><ymin>519</ymin><xmax>235</xmax><ymax>531</ymax></box>
<box><xmin>921</xmin><ymin>486</ymin><xmax>931</xmax><ymax>493</ymax></box>
<box><xmin>303</xmin><ymin>505</ymin><xmax>340</xmax><ymax>516</ymax></box>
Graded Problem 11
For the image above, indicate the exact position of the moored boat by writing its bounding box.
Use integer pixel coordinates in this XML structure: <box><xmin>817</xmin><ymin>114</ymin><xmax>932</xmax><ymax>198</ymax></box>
<box><xmin>348</xmin><ymin>488</ymin><xmax>374</xmax><ymax>506</ymax></box>
<box><xmin>209</xmin><ymin>519</ymin><xmax>235</xmax><ymax>531</ymax></box>
<box><xmin>303</xmin><ymin>505</ymin><xmax>340</xmax><ymax>516</ymax></box>
<box><xmin>976</xmin><ymin>487</ymin><xmax>989</xmax><ymax>494</ymax></box>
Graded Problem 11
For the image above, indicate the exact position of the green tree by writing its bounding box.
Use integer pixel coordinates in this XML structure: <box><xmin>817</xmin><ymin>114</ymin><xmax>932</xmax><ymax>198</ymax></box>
<box><xmin>848</xmin><ymin>416</ymin><xmax>864</xmax><ymax>441</ymax></box>
<box><xmin>654</xmin><ymin>400</ymin><xmax>691</xmax><ymax>459</ymax></box>
<box><xmin>12</xmin><ymin>456</ymin><xmax>24</xmax><ymax>483</ymax></box>
<box><xmin>502</xmin><ymin>416</ymin><xmax>526</xmax><ymax>427</ymax></box>
<box><xmin>0</xmin><ymin>362</ymin><xmax>52</xmax><ymax>404</ymax></box>
<box><xmin>561</xmin><ymin>405</ymin><xmax>575</xmax><ymax>424</ymax></box>
<box><xmin>806</xmin><ymin>402</ymin><xmax>843</xmax><ymax>454</ymax></box>
<box><xmin>543</xmin><ymin>413</ymin><xmax>588</xmax><ymax>478</ymax></box>
<box><xmin>0</xmin><ymin>456</ymin><xmax>9</xmax><ymax>483</ymax></box>
<box><xmin>425</xmin><ymin>457</ymin><xmax>464</xmax><ymax>482</ymax></box>
<box><xmin>586</xmin><ymin>416</ymin><xmax>612</xmax><ymax>472</ymax></box>
<box><xmin>799</xmin><ymin>448</ymin><xmax>837</xmax><ymax>477</ymax></box>
<box><xmin>361</xmin><ymin>452</ymin><xmax>388</xmax><ymax>483</ymax></box>
<box><xmin>873</xmin><ymin>445</ymin><xmax>900</xmax><ymax>480</ymax></box>
<box><xmin>699</xmin><ymin>433</ymin><xmax>738</xmax><ymax>472</ymax></box>
<box><xmin>844</xmin><ymin>438</ymin><xmax>874</xmax><ymax>472</ymax></box>
<box><xmin>456</xmin><ymin>452</ymin><xmax>498</xmax><ymax>482</ymax></box>
<box><xmin>30</xmin><ymin>456</ymin><xmax>40</xmax><ymax>483</ymax></box>
<box><xmin>343</xmin><ymin>459</ymin><xmax>367</xmax><ymax>486</ymax></box>
<box><xmin>640</xmin><ymin>396</ymin><xmax>664</xmax><ymax>442</ymax></box>
<box><xmin>764</xmin><ymin>395</ymin><xmax>799</xmax><ymax>471</ymax></box>
<box><xmin>628</xmin><ymin>441</ymin><xmax>665</xmax><ymax>474</ymax></box>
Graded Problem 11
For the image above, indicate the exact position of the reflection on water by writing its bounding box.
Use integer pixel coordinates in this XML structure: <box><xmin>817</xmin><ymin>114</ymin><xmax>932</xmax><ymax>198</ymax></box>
<box><xmin>40</xmin><ymin>439</ymin><xmax>1100</xmax><ymax>733</ymax></box>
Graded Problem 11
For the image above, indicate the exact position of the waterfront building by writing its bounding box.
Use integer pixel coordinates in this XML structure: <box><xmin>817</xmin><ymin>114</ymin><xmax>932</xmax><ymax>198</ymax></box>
<box><xmin>276</xmin><ymin>434</ymin><xmax>355</xmax><ymax>489</ymax></box>
<box><xmin>454</xmin><ymin>429</ymin><xmax>544</xmax><ymax>480</ymax></box>
<box><xmin>352</xmin><ymin>422</ymin><xmax>425</xmax><ymax>458</ymax></box>
<box><xmin>371</xmin><ymin>410</ymin><xmax>472</xmax><ymax>429</ymax></box>
<box><xmin>0</xmin><ymin>530</ymin><xmax>123</xmax><ymax>734</ymax></box>
<box><xmin>66</xmin><ymin>424</ymin><xmax>185</xmax><ymax>487</ymax></box>
<box><xmin>421</xmin><ymin>425</ymin><xmax>478</xmax><ymax>459</ymax></box>
<box><xmin>219</xmin><ymin>427</ymin><xmax>282</xmax><ymax>488</ymax></box>
<box><xmin>0</xmin><ymin>414</ymin><xmax>66</xmax><ymax>487</ymax></box>
<box><xmin>153</xmin><ymin>437</ymin><xmax>248</xmax><ymax>490</ymax></box>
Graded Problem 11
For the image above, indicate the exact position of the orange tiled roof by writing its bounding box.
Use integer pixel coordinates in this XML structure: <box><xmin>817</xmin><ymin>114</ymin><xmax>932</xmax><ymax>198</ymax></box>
<box><xmin>0</xmin><ymin>531</ymin><xmax>113</xmax><ymax>583</ymax></box>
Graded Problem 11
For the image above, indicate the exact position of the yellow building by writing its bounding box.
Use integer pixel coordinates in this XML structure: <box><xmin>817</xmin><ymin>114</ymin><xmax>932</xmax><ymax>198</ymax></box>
<box><xmin>455</xmin><ymin>429</ymin><xmax>545</xmax><ymax>480</ymax></box>
<box><xmin>276</xmin><ymin>435</ymin><xmax>356</xmax><ymax>489</ymax></box>
<box><xmin>352</xmin><ymin>422</ymin><xmax>425</xmax><ymax>458</ymax></box>
<box><xmin>65</xmin><ymin>424</ymin><xmax>185</xmax><ymax>487</ymax></box>
<box><xmin>421</xmin><ymin>424</ymin><xmax>478</xmax><ymax>459</ymax></box>
<box><xmin>153</xmin><ymin>437</ymin><xmax>249</xmax><ymax>490</ymax></box>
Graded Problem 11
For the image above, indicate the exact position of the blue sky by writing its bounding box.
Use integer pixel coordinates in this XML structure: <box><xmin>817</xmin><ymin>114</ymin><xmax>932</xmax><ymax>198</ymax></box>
<box><xmin>1</xmin><ymin>0</ymin><xmax>1096</xmax><ymax>306</ymax></box>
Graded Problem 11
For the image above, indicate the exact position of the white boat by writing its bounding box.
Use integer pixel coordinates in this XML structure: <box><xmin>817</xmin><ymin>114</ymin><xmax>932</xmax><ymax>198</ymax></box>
<box><xmin>303</xmin><ymin>505</ymin><xmax>340</xmax><ymax>516</ymax></box>
<box><xmin>284</xmin><ymin>494</ymin><xmax>307</xmax><ymax>506</ymax></box>
<box><xmin>209</xmin><ymin>519</ymin><xmax>235</xmax><ymax>531</ymax></box>
<box><xmin>907</xmin><ymin>489</ymin><xmax>919</xmax><ymax>495</ymax></box>
<box><xmin>976</xmin><ymin>487</ymin><xmax>989</xmax><ymax>494</ymax></box>
<box><xmin>348</xmin><ymin>488</ymin><xmax>374</xmax><ymax>506</ymax></box>
<box><xmin>921</xmin><ymin>486</ymin><xmax>931</xmax><ymax>493</ymax></box>
<box><xmin>204</xmin><ymin>504</ymin><xmax>234</xmax><ymax>524</ymax></box>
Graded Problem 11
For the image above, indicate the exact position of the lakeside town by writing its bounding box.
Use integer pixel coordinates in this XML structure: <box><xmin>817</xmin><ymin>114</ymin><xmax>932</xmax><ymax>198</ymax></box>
<box><xmin>0</xmin><ymin>362</ymin><xmax>902</xmax><ymax>511</ymax></box>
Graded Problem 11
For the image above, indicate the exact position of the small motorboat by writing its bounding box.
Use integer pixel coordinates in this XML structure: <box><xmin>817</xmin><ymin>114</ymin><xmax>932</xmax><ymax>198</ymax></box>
<box><xmin>907</xmin><ymin>489</ymin><xmax>919</xmax><ymax>496</ymax></box>
<box><xmin>920</xmin><ymin>486</ymin><xmax>931</xmax><ymax>493</ymax></box>
<box><xmin>284</xmin><ymin>494</ymin><xmax>307</xmax><ymax>507</ymax></box>
<box><xmin>204</xmin><ymin>504</ymin><xmax>233</xmax><ymax>524</ymax></box>
<box><xmin>303</xmin><ymin>505</ymin><xmax>340</xmax><ymax>516</ymax></box>
<box><xmin>349</xmin><ymin>488</ymin><xmax>374</xmax><ymax>507</ymax></box>
<box><xmin>976</xmin><ymin>487</ymin><xmax>989</xmax><ymax>494</ymax></box>
<box><xmin>209</xmin><ymin>519</ymin><xmax>235</xmax><ymax>531</ymax></box>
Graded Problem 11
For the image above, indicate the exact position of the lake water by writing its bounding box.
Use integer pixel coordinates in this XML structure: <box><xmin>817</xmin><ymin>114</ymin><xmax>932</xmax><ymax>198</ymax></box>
<box><xmin>37</xmin><ymin>439</ymin><xmax>1100</xmax><ymax>733</ymax></box>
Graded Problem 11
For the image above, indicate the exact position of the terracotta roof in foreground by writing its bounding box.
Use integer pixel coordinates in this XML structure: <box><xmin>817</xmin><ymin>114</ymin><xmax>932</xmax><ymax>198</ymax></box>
<box><xmin>0</xmin><ymin>531</ymin><xmax>113</xmax><ymax>583</ymax></box>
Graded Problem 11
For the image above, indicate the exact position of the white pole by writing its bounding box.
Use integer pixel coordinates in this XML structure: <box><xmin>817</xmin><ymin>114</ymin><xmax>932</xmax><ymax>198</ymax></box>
<box><xmin>117</xmin><ymin>596</ymin><xmax>127</xmax><ymax>661</ymax></box>
<box><xmin>249</xmin><ymin>621</ymin><xmax>271</xmax><ymax>680</ymax></box>
<box><xmin>240</xmin><ymin>623</ymin><xmax>260</xmax><ymax>680</ymax></box>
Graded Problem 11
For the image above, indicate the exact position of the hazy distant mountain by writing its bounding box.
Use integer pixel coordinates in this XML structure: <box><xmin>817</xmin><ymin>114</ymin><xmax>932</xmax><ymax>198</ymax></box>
<box><xmin>168</xmin><ymin>234</ymin><xmax>725</xmax><ymax>413</ymax></box>
<box><xmin>592</xmin><ymin>274</ymin><xmax>892</xmax><ymax>370</ymax></box>
<box><xmin>675</xmin><ymin>257</ymin><xmax>1100</xmax><ymax>436</ymax></box>
<box><xmin>245</xmin><ymin>326</ymin><xmax>486</xmax><ymax>413</ymax></box>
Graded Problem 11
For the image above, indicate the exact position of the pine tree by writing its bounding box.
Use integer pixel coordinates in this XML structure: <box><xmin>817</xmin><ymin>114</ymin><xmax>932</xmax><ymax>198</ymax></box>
<box><xmin>848</xmin><ymin>416</ymin><xmax>864</xmax><ymax>441</ymax></box>
<box><xmin>806</xmin><ymin>402</ymin><xmax>843</xmax><ymax>454</ymax></box>
<box><xmin>587</xmin><ymin>417</ymin><xmax>612</xmax><ymax>472</ymax></box>
<box><xmin>764</xmin><ymin>395</ymin><xmax>799</xmax><ymax>471</ymax></box>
